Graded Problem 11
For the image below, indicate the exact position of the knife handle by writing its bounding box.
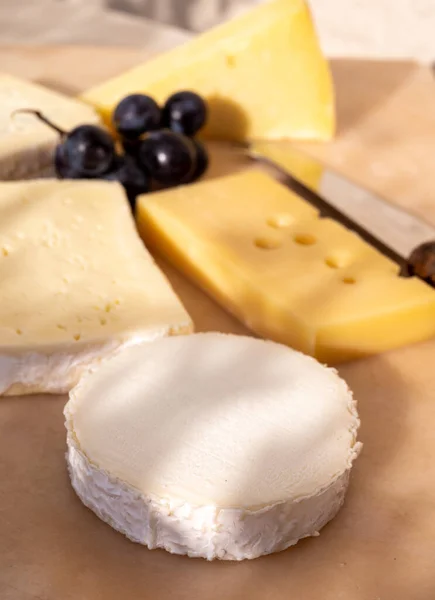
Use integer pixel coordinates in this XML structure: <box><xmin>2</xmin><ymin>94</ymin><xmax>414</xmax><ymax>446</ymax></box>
<box><xmin>406</xmin><ymin>242</ymin><xmax>435</xmax><ymax>285</ymax></box>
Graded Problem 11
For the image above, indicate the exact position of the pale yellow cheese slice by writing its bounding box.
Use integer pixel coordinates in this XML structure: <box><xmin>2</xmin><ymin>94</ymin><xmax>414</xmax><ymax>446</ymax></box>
<box><xmin>0</xmin><ymin>73</ymin><xmax>101</xmax><ymax>179</ymax></box>
<box><xmin>0</xmin><ymin>180</ymin><xmax>192</xmax><ymax>395</ymax></box>
<box><xmin>81</xmin><ymin>0</ymin><xmax>334</xmax><ymax>142</ymax></box>
<box><xmin>136</xmin><ymin>171</ymin><xmax>435</xmax><ymax>363</ymax></box>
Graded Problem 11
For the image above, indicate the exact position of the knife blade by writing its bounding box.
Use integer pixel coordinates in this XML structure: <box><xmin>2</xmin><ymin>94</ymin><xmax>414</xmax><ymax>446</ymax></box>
<box><xmin>248</xmin><ymin>142</ymin><xmax>435</xmax><ymax>285</ymax></box>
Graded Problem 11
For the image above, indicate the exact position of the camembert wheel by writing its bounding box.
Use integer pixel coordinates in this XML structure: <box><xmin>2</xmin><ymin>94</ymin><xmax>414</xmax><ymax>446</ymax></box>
<box><xmin>65</xmin><ymin>333</ymin><xmax>361</xmax><ymax>560</ymax></box>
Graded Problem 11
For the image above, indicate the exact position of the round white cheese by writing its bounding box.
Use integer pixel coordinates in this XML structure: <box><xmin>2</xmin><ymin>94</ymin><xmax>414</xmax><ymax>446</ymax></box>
<box><xmin>65</xmin><ymin>333</ymin><xmax>361</xmax><ymax>560</ymax></box>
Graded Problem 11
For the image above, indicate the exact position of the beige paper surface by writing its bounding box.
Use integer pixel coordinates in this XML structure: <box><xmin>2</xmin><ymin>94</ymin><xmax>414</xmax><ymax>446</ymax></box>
<box><xmin>1</xmin><ymin>47</ymin><xmax>435</xmax><ymax>599</ymax></box>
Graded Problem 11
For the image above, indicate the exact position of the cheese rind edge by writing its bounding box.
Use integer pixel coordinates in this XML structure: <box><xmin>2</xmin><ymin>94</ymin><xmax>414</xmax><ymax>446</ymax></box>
<box><xmin>66</xmin><ymin>436</ymin><xmax>354</xmax><ymax>560</ymax></box>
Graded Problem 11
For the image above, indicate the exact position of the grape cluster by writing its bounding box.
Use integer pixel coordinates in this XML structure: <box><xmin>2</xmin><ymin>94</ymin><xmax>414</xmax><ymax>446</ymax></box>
<box><xmin>21</xmin><ymin>91</ymin><xmax>209</xmax><ymax>209</ymax></box>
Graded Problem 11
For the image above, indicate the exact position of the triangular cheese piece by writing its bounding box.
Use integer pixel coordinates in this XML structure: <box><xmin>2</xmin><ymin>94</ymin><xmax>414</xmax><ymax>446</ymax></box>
<box><xmin>81</xmin><ymin>0</ymin><xmax>334</xmax><ymax>142</ymax></box>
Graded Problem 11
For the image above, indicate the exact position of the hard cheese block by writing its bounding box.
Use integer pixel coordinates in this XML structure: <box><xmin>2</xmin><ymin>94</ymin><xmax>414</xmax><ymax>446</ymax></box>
<box><xmin>137</xmin><ymin>171</ymin><xmax>435</xmax><ymax>363</ymax></box>
<box><xmin>82</xmin><ymin>0</ymin><xmax>334</xmax><ymax>142</ymax></box>
<box><xmin>65</xmin><ymin>333</ymin><xmax>361</xmax><ymax>560</ymax></box>
<box><xmin>250</xmin><ymin>140</ymin><xmax>324</xmax><ymax>190</ymax></box>
<box><xmin>0</xmin><ymin>73</ymin><xmax>100</xmax><ymax>179</ymax></box>
<box><xmin>0</xmin><ymin>179</ymin><xmax>191</xmax><ymax>396</ymax></box>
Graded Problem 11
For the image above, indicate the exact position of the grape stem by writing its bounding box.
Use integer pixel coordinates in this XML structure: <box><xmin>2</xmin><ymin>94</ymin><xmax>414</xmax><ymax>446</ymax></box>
<box><xmin>11</xmin><ymin>109</ymin><xmax>66</xmax><ymax>136</ymax></box>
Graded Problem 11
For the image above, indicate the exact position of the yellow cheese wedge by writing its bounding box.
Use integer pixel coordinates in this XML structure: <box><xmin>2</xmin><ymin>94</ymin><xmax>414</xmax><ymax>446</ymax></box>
<box><xmin>136</xmin><ymin>171</ymin><xmax>435</xmax><ymax>363</ymax></box>
<box><xmin>249</xmin><ymin>140</ymin><xmax>324</xmax><ymax>191</ymax></box>
<box><xmin>81</xmin><ymin>0</ymin><xmax>334</xmax><ymax>142</ymax></box>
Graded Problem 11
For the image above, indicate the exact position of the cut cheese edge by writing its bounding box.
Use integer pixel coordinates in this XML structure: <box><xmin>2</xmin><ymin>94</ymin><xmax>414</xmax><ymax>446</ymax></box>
<box><xmin>249</xmin><ymin>140</ymin><xmax>324</xmax><ymax>191</ymax></box>
<box><xmin>81</xmin><ymin>0</ymin><xmax>334</xmax><ymax>142</ymax></box>
<box><xmin>65</xmin><ymin>333</ymin><xmax>361</xmax><ymax>560</ymax></box>
<box><xmin>0</xmin><ymin>179</ymin><xmax>191</xmax><ymax>395</ymax></box>
<box><xmin>136</xmin><ymin>170</ymin><xmax>435</xmax><ymax>363</ymax></box>
<box><xmin>0</xmin><ymin>73</ymin><xmax>101</xmax><ymax>179</ymax></box>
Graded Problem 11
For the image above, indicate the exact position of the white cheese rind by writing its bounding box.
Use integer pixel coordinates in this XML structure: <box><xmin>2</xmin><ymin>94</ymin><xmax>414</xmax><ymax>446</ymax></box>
<box><xmin>65</xmin><ymin>333</ymin><xmax>361</xmax><ymax>560</ymax></box>
<box><xmin>0</xmin><ymin>328</ymin><xmax>182</xmax><ymax>396</ymax></box>
<box><xmin>66</xmin><ymin>436</ymin><xmax>352</xmax><ymax>561</ymax></box>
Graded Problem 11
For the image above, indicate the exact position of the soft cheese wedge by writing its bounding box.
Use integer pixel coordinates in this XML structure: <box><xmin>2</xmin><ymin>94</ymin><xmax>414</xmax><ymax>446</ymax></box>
<box><xmin>82</xmin><ymin>0</ymin><xmax>334</xmax><ymax>141</ymax></box>
<box><xmin>0</xmin><ymin>74</ymin><xmax>100</xmax><ymax>179</ymax></box>
<box><xmin>0</xmin><ymin>180</ymin><xmax>191</xmax><ymax>396</ymax></box>
<box><xmin>65</xmin><ymin>333</ymin><xmax>361</xmax><ymax>560</ymax></box>
<box><xmin>137</xmin><ymin>171</ymin><xmax>435</xmax><ymax>363</ymax></box>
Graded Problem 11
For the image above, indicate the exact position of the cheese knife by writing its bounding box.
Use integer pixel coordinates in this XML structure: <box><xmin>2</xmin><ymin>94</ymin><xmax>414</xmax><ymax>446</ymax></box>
<box><xmin>248</xmin><ymin>143</ymin><xmax>435</xmax><ymax>286</ymax></box>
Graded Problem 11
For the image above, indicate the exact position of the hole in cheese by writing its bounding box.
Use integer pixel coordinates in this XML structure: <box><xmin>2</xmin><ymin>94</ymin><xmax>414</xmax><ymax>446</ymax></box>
<box><xmin>73</xmin><ymin>334</ymin><xmax>81</xmax><ymax>341</ymax></box>
<box><xmin>343</xmin><ymin>276</ymin><xmax>356</xmax><ymax>284</ymax></box>
<box><xmin>15</xmin><ymin>329</ymin><xmax>22</xmax><ymax>335</ymax></box>
<box><xmin>254</xmin><ymin>236</ymin><xmax>282</xmax><ymax>250</ymax></box>
<box><xmin>2</xmin><ymin>247</ymin><xmax>9</xmax><ymax>257</ymax></box>
<box><xmin>294</xmin><ymin>234</ymin><xmax>316</xmax><ymax>246</ymax></box>
<box><xmin>267</xmin><ymin>214</ymin><xmax>294</xmax><ymax>229</ymax></box>
<box><xmin>325</xmin><ymin>257</ymin><xmax>340</xmax><ymax>269</ymax></box>
<box><xmin>100</xmin><ymin>318</ymin><xmax>107</xmax><ymax>326</ymax></box>
<box><xmin>226</xmin><ymin>54</ymin><xmax>236</xmax><ymax>68</ymax></box>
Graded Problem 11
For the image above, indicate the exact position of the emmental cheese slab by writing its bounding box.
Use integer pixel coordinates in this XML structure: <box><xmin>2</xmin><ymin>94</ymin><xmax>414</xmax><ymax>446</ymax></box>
<box><xmin>82</xmin><ymin>0</ymin><xmax>334</xmax><ymax>142</ymax></box>
<box><xmin>65</xmin><ymin>333</ymin><xmax>361</xmax><ymax>560</ymax></box>
<box><xmin>137</xmin><ymin>171</ymin><xmax>435</xmax><ymax>363</ymax></box>
<box><xmin>0</xmin><ymin>179</ymin><xmax>191</xmax><ymax>396</ymax></box>
<box><xmin>0</xmin><ymin>73</ymin><xmax>100</xmax><ymax>179</ymax></box>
